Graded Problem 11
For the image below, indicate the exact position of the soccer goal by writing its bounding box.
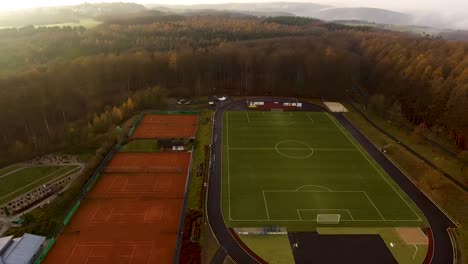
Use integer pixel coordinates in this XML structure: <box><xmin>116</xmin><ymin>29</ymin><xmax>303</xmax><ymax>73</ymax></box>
<box><xmin>317</xmin><ymin>214</ymin><xmax>341</xmax><ymax>224</ymax></box>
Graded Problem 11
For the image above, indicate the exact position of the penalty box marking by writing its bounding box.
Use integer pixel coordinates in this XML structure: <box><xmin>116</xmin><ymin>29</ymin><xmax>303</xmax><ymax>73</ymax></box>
<box><xmin>297</xmin><ymin>209</ymin><xmax>354</xmax><ymax>221</ymax></box>
<box><xmin>246</xmin><ymin>111</ymin><xmax>315</xmax><ymax>125</ymax></box>
<box><xmin>259</xmin><ymin>190</ymin><xmax>390</xmax><ymax>222</ymax></box>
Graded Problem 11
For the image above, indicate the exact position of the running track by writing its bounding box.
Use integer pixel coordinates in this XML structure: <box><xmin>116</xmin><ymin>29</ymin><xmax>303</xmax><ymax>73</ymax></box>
<box><xmin>207</xmin><ymin>98</ymin><xmax>456</xmax><ymax>264</ymax></box>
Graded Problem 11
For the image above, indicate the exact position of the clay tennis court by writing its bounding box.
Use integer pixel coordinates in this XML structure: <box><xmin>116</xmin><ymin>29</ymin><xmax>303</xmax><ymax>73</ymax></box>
<box><xmin>131</xmin><ymin>114</ymin><xmax>198</xmax><ymax>139</ymax></box>
<box><xmin>44</xmin><ymin>152</ymin><xmax>191</xmax><ymax>264</ymax></box>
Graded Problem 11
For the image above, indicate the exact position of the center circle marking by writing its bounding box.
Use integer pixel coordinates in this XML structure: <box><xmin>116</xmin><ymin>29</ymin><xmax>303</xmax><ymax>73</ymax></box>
<box><xmin>274</xmin><ymin>140</ymin><xmax>314</xmax><ymax>159</ymax></box>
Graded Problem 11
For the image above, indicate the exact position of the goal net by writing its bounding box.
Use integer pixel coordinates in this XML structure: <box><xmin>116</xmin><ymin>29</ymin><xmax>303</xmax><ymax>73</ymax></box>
<box><xmin>317</xmin><ymin>214</ymin><xmax>341</xmax><ymax>224</ymax></box>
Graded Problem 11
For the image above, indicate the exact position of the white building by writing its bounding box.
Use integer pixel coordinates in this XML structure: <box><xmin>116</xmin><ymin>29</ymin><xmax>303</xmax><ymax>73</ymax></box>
<box><xmin>0</xmin><ymin>233</ymin><xmax>45</xmax><ymax>264</ymax></box>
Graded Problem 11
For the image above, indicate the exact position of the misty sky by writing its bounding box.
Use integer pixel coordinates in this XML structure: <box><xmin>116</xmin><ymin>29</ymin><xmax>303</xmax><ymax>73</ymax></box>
<box><xmin>1</xmin><ymin>0</ymin><xmax>467</xmax><ymax>13</ymax></box>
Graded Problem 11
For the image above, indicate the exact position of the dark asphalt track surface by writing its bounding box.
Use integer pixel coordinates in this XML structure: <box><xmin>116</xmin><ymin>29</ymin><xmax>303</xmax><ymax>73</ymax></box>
<box><xmin>288</xmin><ymin>232</ymin><xmax>397</xmax><ymax>264</ymax></box>
<box><xmin>206</xmin><ymin>98</ymin><xmax>455</xmax><ymax>264</ymax></box>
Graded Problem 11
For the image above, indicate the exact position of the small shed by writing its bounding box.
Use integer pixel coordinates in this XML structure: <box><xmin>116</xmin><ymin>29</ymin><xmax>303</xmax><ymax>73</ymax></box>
<box><xmin>159</xmin><ymin>139</ymin><xmax>186</xmax><ymax>151</ymax></box>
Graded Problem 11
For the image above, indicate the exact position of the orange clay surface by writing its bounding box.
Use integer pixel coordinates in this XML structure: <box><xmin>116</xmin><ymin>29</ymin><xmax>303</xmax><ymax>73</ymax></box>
<box><xmin>131</xmin><ymin>114</ymin><xmax>198</xmax><ymax>139</ymax></box>
<box><xmin>43</xmin><ymin>152</ymin><xmax>191</xmax><ymax>264</ymax></box>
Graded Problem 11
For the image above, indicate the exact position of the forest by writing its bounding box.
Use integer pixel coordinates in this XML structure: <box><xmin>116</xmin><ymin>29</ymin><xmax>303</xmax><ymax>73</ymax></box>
<box><xmin>0</xmin><ymin>15</ymin><xmax>466</xmax><ymax>166</ymax></box>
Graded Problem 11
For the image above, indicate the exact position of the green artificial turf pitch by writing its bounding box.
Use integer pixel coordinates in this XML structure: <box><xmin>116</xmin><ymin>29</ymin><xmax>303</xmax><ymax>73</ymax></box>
<box><xmin>0</xmin><ymin>165</ymin><xmax>79</xmax><ymax>205</ymax></box>
<box><xmin>120</xmin><ymin>139</ymin><xmax>160</xmax><ymax>152</ymax></box>
<box><xmin>222</xmin><ymin>111</ymin><xmax>428</xmax><ymax>230</ymax></box>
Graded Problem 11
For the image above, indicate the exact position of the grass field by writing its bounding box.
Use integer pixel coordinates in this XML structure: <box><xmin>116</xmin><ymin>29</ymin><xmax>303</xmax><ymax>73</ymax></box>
<box><xmin>239</xmin><ymin>235</ymin><xmax>295</xmax><ymax>264</ymax></box>
<box><xmin>120</xmin><ymin>139</ymin><xmax>160</xmax><ymax>152</ymax></box>
<box><xmin>0</xmin><ymin>165</ymin><xmax>22</xmax><ymax>176</ymax></box>
<box><xmin>0</xmin><ymin>165</ymin><xmax>80</xmax><ymax>205</ymax></box>
<box><xmin>222</xmin><ymin>111</ymin><xmax>427</xmax><ymax>230</ymax></box>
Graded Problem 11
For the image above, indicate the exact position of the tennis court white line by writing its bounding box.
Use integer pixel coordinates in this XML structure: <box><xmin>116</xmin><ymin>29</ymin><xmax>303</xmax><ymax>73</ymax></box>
<box><xmin>325</xmin><ymin>113</ymin><xmax>422</xmax><ymax>221</ymax></box>
<box><xmin>107</xmin><ymin>176</ymin><xmax>118</xmax><ymax>193</ymax></box>
<box><xmin>246</xmin><ymin>111</ymin><xmax>251</xmax><ymax>122</ymax></box>
<box><xmin>85</xmin><ymin>248</ymin><xmax>94</xmax><ymax>262</ymax></box>
<box><xmin>147</xmin><ymin>245</ymin><xmax>155</xmax><ymax>264</ymax></box>
<box><xmin>65</xmin><ymin>243</ymin><xmax>79</xmax><ymax>264</ymax></box>
<box><xmin>128</xmin><ymin>246</ymin><xmax>137</xmax><ymax>264</ymax></box>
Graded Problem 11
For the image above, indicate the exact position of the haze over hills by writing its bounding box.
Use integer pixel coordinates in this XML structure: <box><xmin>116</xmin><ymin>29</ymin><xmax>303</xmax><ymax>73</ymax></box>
<box><xmin>148</xmin><ymin>2</ymin><xmax>468</xmax><ymax>30</ymax></box>
<box><xmin>0</xmin><ymin>1</ymin><xmax>467</xmax><ymax>36</ymax></box>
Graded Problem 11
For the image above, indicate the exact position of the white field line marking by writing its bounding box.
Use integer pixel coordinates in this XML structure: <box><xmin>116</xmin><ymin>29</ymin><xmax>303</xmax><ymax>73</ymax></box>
<box><xmin>227</xmin><ymin>112</ymin><xmax>231</xmax><ymax>220</ymax></box>
<box><xmin>107</xmin><ymin>175</ymin><xmax>118</xmax><ymax>193</ymax></box>
<box><xmin>229</xmin><ymin>219</ymin><xmax>422</xmax><ymax>222</ymax></box>
<box><xmin>228</xmin><ymin>147</ymin><xmax>357</xmax><ymax>151</ymax></box>
<box><xmin>0</xmin><ymin>167</ymin><xmax>26</xmax><ymax>179</ymax></box>
<box><xmin>106</xmin><ymin>207</ymin><xmax>114</xmax><ymax>222</ymax></box>
<box><xmin>146</xmin><ymin>244</ymin><xmax>155</xmax><ymax>264</ymax></box>
<box><xmin>0</xmin><ymin>166</ymin><xmax>75</xmax><ymax>201</ymax></box>
<box><xmin>85</xmin><ymin>247</ymin><xmax>94</xmax><ymax>262</ymax></box>
<box><xmin>122</xmin><ymin>177</ymin><xmax>129</xmax><ymax>192</ymax></box>
<box><xmin>246</xmin><ymin>111</ymin><xmax>251</xmax><ymax>123</ymax></box>
<box><xmin>262</xmin><ymin>191</ymin><xmax>270</xmax><ymax>220</ymax></box>
<box><xmin>295</xmin><ymin>185</ymin><xmax>332</xmax><ymax>191</ymax></box>
<box><xmin>305</xmin><ymin>113</ymin><xmax>315</xmax><ymax>125</ymax></box>
<box><xmin>412</xmin><ymin>244</ymin><xmax>418</xmax><ymax>260</ymax></box>
<box><xmin>65</xmin><ymin>244</ymin><xmax>79</xmax><ymax>264</ymax></box>
<box><xmin>262</xmin><ymin>190</ymin><xmax>416</xmax><ymax>221</ymax></box>
<box><xmin>128</xmin><ymin>246</ymin><xmax>137</xmax><ymax>264</ymax></box>
<box><xmin>261</xmin><ymin>112</ymin><xmax>294</xmax><ymax>116</ymax></box>
<box><xmin>297</xmin><ymin>209</ymin><xmax>354</xmax><ymax>221</ymax></box>
<box><xmin>325</xmin><ymin>113</ymin><xmax>421</xmax><ymax>221</ymax></box>
<box><xmin>89</xmin><ymin>206</ymin><xmax>101</xmax><ymax>226</ymax></box>
<box><xmin>363</xmin><ymin>191</ymin><xmax>385</xmax><ymax>220</ymax></box>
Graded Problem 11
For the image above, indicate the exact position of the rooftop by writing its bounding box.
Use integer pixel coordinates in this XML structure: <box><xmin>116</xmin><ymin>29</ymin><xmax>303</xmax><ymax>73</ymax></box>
<box><xmin>0</xmin><ymin>233</ymin><xmax>45</xmax><ymax>264</ymax></box>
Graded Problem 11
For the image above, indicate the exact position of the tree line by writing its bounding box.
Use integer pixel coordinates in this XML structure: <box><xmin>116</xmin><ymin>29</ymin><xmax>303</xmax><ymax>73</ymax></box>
<box><xmin>0</xmin><ymin>15</ymin><xmax>466</xmax><ymax>165</ymax></box>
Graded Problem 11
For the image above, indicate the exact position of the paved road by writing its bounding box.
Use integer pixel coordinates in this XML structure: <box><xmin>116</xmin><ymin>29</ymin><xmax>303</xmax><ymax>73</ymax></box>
<box><xmin>206</xmin><ymin>98</ymin><xmax>455</xmax><ymax>264</ymax></box>
<box><xmin>334</xmin><ymin>113</ymin><xmax>456</xmax><ymax>264</ymax></box>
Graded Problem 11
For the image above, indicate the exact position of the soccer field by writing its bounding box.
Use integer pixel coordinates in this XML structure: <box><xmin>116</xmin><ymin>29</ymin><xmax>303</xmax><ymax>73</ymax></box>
<box><xmin>221</xmin><ymin>111</ymin><xmax>428</xmax><ymax>230</ymax></box>
<box><xmin>0</xmin><ymin>165</ymin><xmax>80</xmax><ymax>205</ymax></box>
